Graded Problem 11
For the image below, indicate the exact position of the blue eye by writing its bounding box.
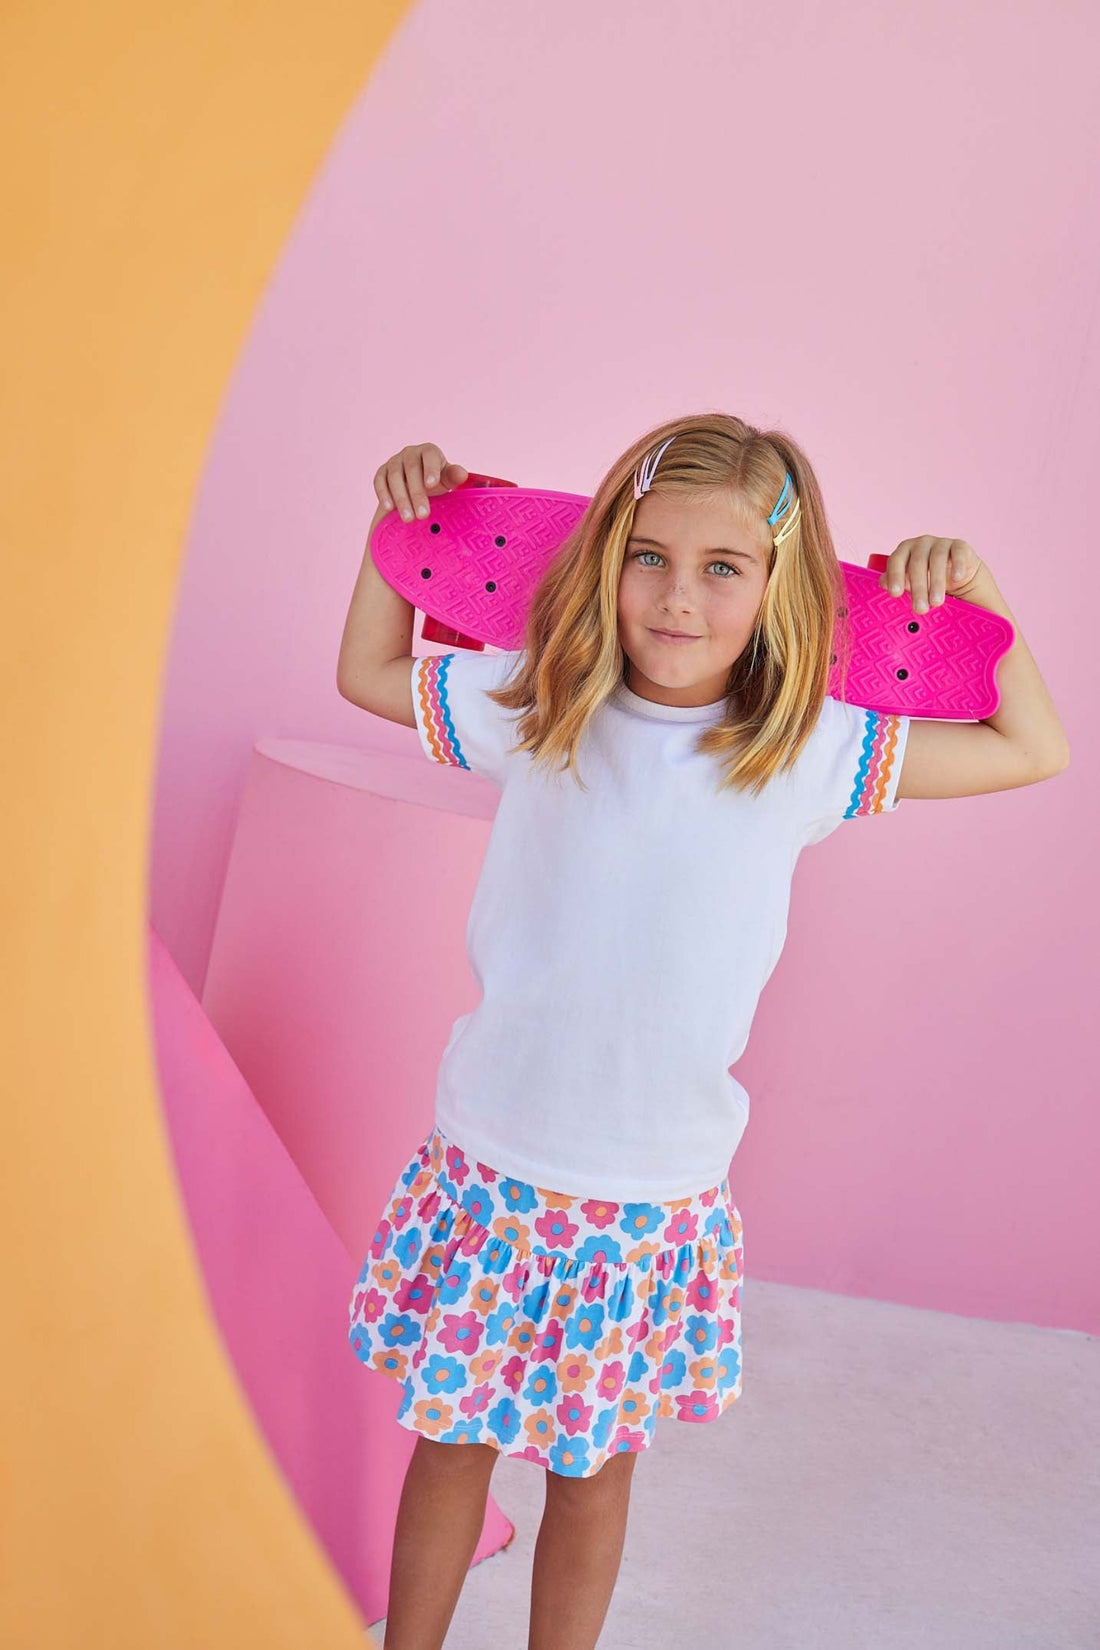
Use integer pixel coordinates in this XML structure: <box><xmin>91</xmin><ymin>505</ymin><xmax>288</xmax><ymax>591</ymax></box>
<box><xmin>631</xmin><ymin>550</ymin><xmax>741</xmax><ymax>577</ymax></box>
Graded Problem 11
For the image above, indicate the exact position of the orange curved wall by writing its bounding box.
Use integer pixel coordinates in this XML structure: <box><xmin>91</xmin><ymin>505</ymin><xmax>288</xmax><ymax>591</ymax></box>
<box><xmin>1</xmin><ymin>6</ymin><xmax>409</xmax><ymax>1644</ymax></box>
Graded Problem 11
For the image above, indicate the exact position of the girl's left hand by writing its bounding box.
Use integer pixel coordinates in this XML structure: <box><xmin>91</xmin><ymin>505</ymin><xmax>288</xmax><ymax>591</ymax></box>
<box><xmin>878</xmin><ymin>536</ymin><xmax>985</xmax><ymax>613</ymax></box>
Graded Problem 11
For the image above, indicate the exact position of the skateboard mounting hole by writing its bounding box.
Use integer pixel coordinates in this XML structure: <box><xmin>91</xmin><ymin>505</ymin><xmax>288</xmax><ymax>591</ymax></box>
<box><xmin>829</xmin><ymin>653</ymin><xmax>837</xmax><ymax>665</ymax></box>
<box><xmin>419</xmin><ymin>568</ymin><xmax>431</xmax><ymax>579</ymax></box>
<box><xmin>485</xmin><ymin>581</ymin><xmax>497</xmax><ymax>592</ymax></box>
<box><xmin>430</xmin><ymin>522</ymin><xmax>441</xmax><ymax>534</ymax></box>
<box><xmin>896</xmin><ymin>667</ymin><xmax>909</xmax><ymax>680</ymax></box>
<box><xmin>837</xmin><ymin>605</ymin><xmax>848</xmax><ymax>618</ymax></box>
<box><xmin>494</xmin><ymin>535</ymin><xmax>506</xmax><ymax>547</ymax></box>
<box><xmin>907</xmin><ymin>620</ymin><xmax>919</xmax><ymax>632</ymax></box>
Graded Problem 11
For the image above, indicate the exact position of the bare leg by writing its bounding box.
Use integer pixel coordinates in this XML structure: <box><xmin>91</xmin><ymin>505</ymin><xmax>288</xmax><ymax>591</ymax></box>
<box><xmin>527</xmin><ymin>1448</ymin><xmax>639</xmax><ymax>1650</ymax></box>
<box><xmin>383</xmin><ymin>1434</ymin><xmax>499</xmax><ymax>1650</ymax></box>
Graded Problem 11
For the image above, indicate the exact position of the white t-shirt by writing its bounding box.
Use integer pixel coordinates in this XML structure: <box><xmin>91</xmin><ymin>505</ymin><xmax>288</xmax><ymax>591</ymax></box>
<box><xmin>411</xmin><ymin>648</ymin><xmax>911</xmax><ymax>1201</ymax></box>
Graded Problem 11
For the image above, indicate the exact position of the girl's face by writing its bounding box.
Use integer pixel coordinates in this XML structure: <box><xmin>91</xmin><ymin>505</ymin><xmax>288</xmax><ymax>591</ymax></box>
<box><xmin>617</xmin><ymin>489</ymin><xmax>772</xmax><ymax>706</ymax></box>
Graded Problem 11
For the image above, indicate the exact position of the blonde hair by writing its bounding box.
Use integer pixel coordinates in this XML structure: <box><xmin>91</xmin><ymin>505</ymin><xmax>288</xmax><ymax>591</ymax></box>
<box><xmin>487</xmin><ymin>411</ymin><xmax>854</xmax><ymax>795</ymax></box>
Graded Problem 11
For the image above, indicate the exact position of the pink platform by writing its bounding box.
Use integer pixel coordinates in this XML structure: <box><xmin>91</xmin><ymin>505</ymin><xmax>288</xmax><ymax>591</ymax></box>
<box><xmin>149</xmin><ymin>738</ymin><xmax>517</xmax><ymax>1628</ymax></box>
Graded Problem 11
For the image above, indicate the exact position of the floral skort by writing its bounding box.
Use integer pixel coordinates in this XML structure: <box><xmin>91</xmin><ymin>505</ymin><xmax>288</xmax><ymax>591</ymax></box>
<box><xmin>347</xmin><ymin>1123</ymin><xmax>744</xmax><ymax>1478</ymax></box>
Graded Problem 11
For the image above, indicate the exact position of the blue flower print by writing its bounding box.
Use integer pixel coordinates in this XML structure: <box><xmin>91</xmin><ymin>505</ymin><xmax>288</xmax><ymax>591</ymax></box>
<box><xmin>380</xmin><ymin>1312</ymin><xmax>421</xmax><ymax>1349</ymax></box>
<box><xmin>461</xmin><ymin>1182</ymin><xmax>494</xmax><ymax>1225</ymax></box>
<box><xmin>716</xmin><ymin>1344</ymin><xmax>741</xmax><ymax>1389</ymax></box>
<box><xmin>441</xmin><ymin>1418</ymin><xmax>485</xmax><ymax>1444</ymax></box>
<box><xmin>480</xmin><ymin>1237</ymin><xmax>513</xmax><ymax>1275</ymax></box>
<box><xmin>684</xmin><ymin>1312</ymin><xmax>719</xmax><ymax>1354</ymax></box>
<box><xmin>523</xmin><ymin>1364</ymin><xmax>559</xmax><ymax>1407</ymax></box>
<box><xmin>486</xmin><ymin>1395</ymin><xmax>523</xmax><ymax>1446</ymax></box>
<box><xmin>606</xmin><ymin>1273</ymin><xmax>636</xmax><ymax>1322</ymax></box>
<box><xmin>549</xmin><ymin>1434</ymin><xmax>593</xmax><ymax>1476</ymax></box>
<box><xmin>575</xmin><ymin>1232</ymin><xmax>624</xmax><ymax>1264</ymax></box>
<box><xmin>438</xmin><ymin>1257</ymin><xmax>472</xmax><ymax>1306</ymax></box>
<box><xmin>484</xmin><ymin>1302</ymin><xmax>516</xmax><ymax>1346</ymax></box>
<box><xmin>590</xmin><ymin>1406</ymin><xmax>619</xmax><ymax>1451</ymax></box>
<box><xmin>618</xmin><ymin>1202</ymin><xmax>665</xmax><ymax>1240</ymax></box>
<box><xmin>392</xmin><ymin>1227</ymin><xmax>422</xmax><ymax>1269</ymax></box>
<box><xmin>564</xmin><ymin>1301</ymin><xmax>605</xmax><ymax>1351</ymax></box>
<box><xmin>420</xmin><ymin>1353</ymin><xmax>468</xmax><ymax>1394</ymax></box>
<box><xmin>498</xmin><ymin>1177</ymin><xmax>539</xmax><ymax>1215</ymax></box>
<box><xmin>660</xmin><ymin>1346</ymin><xmax>688</xmax><ymax>1387</ymax></box>
<box><xmin>626</xmin><ymin>1348</ymin><xmax>650</xmax><ymax>1385</ymax></box>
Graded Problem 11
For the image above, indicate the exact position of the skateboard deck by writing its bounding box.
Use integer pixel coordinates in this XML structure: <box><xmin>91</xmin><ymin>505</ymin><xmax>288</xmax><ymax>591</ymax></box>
<box><xmin>372</xmin><ymin>477</ymin><xmax>1014</xmax><ymax>719</ymax></box>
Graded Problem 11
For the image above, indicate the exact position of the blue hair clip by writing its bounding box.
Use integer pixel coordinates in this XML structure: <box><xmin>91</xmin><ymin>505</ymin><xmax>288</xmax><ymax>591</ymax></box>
<box><xmin>767</xmin><ymin>472</ymin><xmax>793</xmax><ymax>525</ymax></box>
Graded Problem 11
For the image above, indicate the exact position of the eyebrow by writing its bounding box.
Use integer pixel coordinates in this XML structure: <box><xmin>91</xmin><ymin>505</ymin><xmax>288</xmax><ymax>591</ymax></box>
<box><xmin>627</xmin><ymin>535</ymin><xmax>757</xmax><ymax>563</ymax></box>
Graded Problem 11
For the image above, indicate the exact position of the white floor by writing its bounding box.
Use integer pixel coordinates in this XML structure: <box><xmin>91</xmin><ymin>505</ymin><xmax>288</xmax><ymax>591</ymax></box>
<box><xmin>368</xmin><ymin>1278</ymin><xmax>1100</xmax><ymax>1649</ymax></box>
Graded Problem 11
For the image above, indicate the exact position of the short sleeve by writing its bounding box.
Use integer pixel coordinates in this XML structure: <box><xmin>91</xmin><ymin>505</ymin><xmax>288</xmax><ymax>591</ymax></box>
<box><xmin>411</xmin><ymin>649</ymin><xmax>525</xmax><ymax>785</ymax></box>
<box><xmin>795</xmin><ymin>696</ymin><xmax>911</xmax><ymax>846</ymax></box>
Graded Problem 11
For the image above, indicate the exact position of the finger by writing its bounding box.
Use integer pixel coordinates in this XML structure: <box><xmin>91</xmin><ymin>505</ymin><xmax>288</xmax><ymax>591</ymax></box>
<box><xmin>927</xmin><ymin>540</ymin><xmax>952</xmax><ymax>607</ymax></box>
<box><xmin>404</xmin><ymin>451</ymin><xmax>431</xmax><ymax>518</ymax></box>
<box><xmin>909</xmin><ymin>537</ymin><xmax>935</xmax><ymax>612</ymax></box>
<box><xmin>441</xmin><ymin>459</ymin><xmax>469</xmax><ymax>491</ymax></box>
<box><xmin>882</xmin><ymin>547</ymin><xmax>909</xmax><ymax>598</ymax></box>
<box><xmin>949</xmin><ymin>543</ymin><xmax>972</xmax><ymax>585</ymax></box>
<box><xmin>386</xmin><ymin>457</ymin><xmax>414</xmax><ymax>522</ymax></box>
<box><xmin>421</xmin><ymin>444</ymin><xmax>445</xmax><ymax>491</ymax></box>
<box><xmin>374</xmin><ymin>466</ymin><xmax>394</xmax><ymax>511</ymax></box>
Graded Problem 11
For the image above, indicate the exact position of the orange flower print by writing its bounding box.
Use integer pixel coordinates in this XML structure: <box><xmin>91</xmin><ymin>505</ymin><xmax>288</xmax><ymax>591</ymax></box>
<box><xmin>412</xmin><ymin>1397</ymin><xmax>454</xmax><ymax>1435</ymax></box>
<box><xmin>556</xmin><ymin>1352</ymin><xmax>595</xmax><ymax>1393</ymax></box>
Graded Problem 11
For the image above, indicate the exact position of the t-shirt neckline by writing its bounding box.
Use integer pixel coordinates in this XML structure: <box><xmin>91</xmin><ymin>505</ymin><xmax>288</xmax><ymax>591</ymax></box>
<box><xmin>611</xmin><ymin>679</ymin><xmax>730</xmax><ymax>723</ymax></box>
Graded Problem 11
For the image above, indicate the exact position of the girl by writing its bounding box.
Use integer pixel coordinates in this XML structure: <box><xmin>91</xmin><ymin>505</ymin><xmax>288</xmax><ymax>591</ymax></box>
<box><xmin>338</xmin><ymin>414</ymin><xmax>1069</xmax><ymax>1650</ymax></box>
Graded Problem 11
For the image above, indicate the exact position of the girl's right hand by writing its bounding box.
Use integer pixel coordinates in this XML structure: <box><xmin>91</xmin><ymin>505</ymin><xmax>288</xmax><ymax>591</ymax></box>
<box><xmin>374</xmin><ymin>443</ymin><xmax>469</xmax><ymax>523</ymax></box>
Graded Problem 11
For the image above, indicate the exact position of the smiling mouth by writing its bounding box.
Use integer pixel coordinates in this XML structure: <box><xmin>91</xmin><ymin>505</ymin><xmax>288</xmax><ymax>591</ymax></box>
<box><xmin>651</xmin><ymin>628</ymin><xmax>702</xmax><ymax>640</ymax></box>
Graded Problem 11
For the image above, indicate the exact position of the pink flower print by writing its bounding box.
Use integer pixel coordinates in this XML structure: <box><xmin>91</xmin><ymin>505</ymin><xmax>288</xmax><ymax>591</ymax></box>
<box><xmin>580</xmin><ymin>1268</ymin><xmax>610</xmax><ymax>1304</ymax></box>
<box><xmin>501</xmin><ymin>1262</ymin><xmax>530</xmax><ymax>1304</ymax></box>
<box><xmin>556</xmin><ymin>1391</ymin><xmax>594</xmax><ymax>1436</ymax></box>
<box><xmin>686</xmin><ymin>1268</ymin><xmax>720</xmax><ymax>1314</ymax></box>
<box><xmin>516</xmin><ymin>1444</ymin><xmax>552</xmax><ymax>1469</ymax></box>
<box><xmin>352</xmin><ymin>1286</ymin><xmax>386</xmax><ymax>1326</ymax></box>
<box><xmin>419</xmin><ymin>1189</ymin><xmax>441</xmax><ymax>1223</ymax></box>
<box><xmin>445</xmin><ymin>1143</ymin><xmax>469</xmax><ymax>1185</ymax></box>
<box><xmin>663</xmin><ymin>1208</ymin><xmax>699</xmax><ymax>1245</ymax></box>
<box><xmin>535</xmin><ymin>1207</ymin><xmax>579</xmax><ymax>1248</ymax></box>
<box><xmin>475</xmin><ymin>1160</ymin><xmax>499</xmax><ymax>1182</ymax></box>
<box><xmin>580</xmin><ymin>1198</ymin><xmax>621</xmax><ymax>1229</ymax></box>
<box><xmin>393</xmin><ymin>1271</ymin><xmax>434</xmax><ymax>1316</ymax></box>
<box><xmin>499</xmin><ymin>1354</ymin><xmax>528</xmax><ymax>1394</ymax></box>
<box><xmin>625</xmin><ymin>1310</ymin><xmax>652</xmax><ymax>1349</ymax></box>
<box><xmin>716</xmin><ymin>1316</ymin><xmax>738</xmax><ymax>1349</ymax></box>
<box><xmin>368</xmin><ymin>1219</ymin><xmax>391</xmax><ymax>1258</ymax></box>
<box><xmin>701</xmin><ymin>1186</ymin><xmax>719</xmax><ymax>1207</ymax></box>
<box><xmin>438</xmin><ymin>1310</ymin><xmax>484</xmax><ymax>1357</ymax></box>
<box><xmin>595</xmin><ymin>1360</ymin><xmax>626</xmax><ymax>1403</ymax></box>
<box><xmin>609</xmin><ymin>1425</ymin><xmax>647</xmax><ymax>1455</ymax></box>
<box><xmin>460</xmin><ymin>1382</ymin><xmax>494</xmax><ymax>1418</ymax></box>
<box><xmin>391</xmin><ymin>1195</ymin><xmax>413</xmax><ymax>1232</ymax></box>
<box><xmin>675</xmin><ymin>1390</ymin><xmax>721</xmax><ymax>1422</ymax></box>
<box><xmin>530</xmin><ymin>1315</ymin><xmax>564</xmax><ymax>1365</ymax></box>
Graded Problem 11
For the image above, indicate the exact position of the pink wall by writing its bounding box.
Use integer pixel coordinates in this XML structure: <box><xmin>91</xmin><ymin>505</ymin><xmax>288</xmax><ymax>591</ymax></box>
<box><xmin>150</xmin><ymin>1</ymin><xmax>1099</xmax><ymax>1327</ymax></box>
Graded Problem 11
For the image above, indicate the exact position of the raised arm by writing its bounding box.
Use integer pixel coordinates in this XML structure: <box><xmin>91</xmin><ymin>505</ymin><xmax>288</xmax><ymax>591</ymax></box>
<box><xmin>336</xmin><ymin>496</ymin><xmax>417</xmax><ymax>727</ymax></box>
<box><xmin>337</xmin><ymin>443</ymin><xmax>470</xmax><ymax>728</ymax></box>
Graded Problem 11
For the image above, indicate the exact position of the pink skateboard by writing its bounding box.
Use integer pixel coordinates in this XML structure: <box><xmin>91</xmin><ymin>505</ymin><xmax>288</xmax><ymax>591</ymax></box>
<box><xmin>372</xmin><ymin>474</ymin><xmax>1014</xmax><ymax>720</ymax></box>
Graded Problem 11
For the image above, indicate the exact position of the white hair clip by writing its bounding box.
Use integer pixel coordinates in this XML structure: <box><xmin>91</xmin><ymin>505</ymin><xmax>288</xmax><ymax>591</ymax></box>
<box><xmin>633</xmin><ymin>435</ymin><xmax>677</xmax><ymax>500</ymax></box>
